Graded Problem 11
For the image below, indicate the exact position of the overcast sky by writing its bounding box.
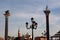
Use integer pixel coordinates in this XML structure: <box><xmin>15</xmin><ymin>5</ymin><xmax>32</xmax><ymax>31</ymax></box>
<box><xmin>0</xmin><ymin>0</ymin><xmax>60</xmax><ymax>38</ymax></box>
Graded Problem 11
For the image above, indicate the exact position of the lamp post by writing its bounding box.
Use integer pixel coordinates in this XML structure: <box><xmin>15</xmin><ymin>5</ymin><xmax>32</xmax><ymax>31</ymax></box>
<box><xmin>44</xmin><ymin>6</ymin><xmax>50</xmax><ymax>40</ymax></box>
<box><xmin>25</xmin><ymin>17</ymin><xmax>38</xmax><ymax>40</ymax></box>
<box><xmin>4</xmin><ymin>10</ymin><xmax>10</xmax><ymax>40</ymax></box>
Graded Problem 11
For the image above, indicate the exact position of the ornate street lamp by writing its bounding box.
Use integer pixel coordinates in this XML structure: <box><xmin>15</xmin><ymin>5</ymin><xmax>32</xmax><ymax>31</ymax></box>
<box><xmin>4</xmin><ymin>10</ymin><xmax>10</xmax><ymax>40</ymax></box>
<box><xmin>25</xmin><ymin>17</ymin><xmax>38</xmax><ymax>40</ymax></box>
<box><xmin>44</xmin><ymin>6</ymin><xmax>50</xmax><ymax>40</ymax></box>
